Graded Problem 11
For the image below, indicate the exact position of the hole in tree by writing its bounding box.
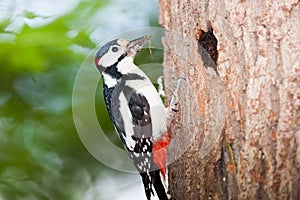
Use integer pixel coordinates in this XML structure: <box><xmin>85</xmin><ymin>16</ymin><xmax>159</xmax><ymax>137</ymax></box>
<box><xmin>197</xmin><ymin>29</ymin><xmax>219</xmax><ymax>75</ymax></box>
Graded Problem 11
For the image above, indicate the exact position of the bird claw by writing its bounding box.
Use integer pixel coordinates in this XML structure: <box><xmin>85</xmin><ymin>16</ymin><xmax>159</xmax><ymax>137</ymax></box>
<box><xmin>169</xmin><ymin>77</ymin><xmax>186</xmax><ymax>112</ymax></box>
<box><xmin>158</xmin><ymin>76</ymin><xmax>186</xmax><ymax>112</ymax></box>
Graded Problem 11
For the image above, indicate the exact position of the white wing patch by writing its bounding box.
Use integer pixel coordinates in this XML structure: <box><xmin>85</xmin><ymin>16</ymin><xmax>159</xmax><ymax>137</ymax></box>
<box><xmin>118</xmin><ymin>91</ymin><xmax>136</xmax><ymax>151</ymax></box>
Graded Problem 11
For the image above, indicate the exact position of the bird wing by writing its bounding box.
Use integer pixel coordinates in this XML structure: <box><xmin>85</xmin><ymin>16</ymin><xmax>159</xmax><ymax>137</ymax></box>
<box><xmin>128</xmin><ymin>92</ymin><xmax>155</xmax><ymax>200</ymax></box>
<box><xmin>129</xmin><ymin>92</ymin><xmax>152</xmax><ymax>138</ymax></box>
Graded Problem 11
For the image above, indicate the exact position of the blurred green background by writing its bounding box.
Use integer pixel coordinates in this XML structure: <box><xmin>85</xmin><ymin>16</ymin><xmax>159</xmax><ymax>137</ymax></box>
<box><xmin>0</xmin><ymin>0</ymin><xmax>160</xmax><ymax>199</ymax></box>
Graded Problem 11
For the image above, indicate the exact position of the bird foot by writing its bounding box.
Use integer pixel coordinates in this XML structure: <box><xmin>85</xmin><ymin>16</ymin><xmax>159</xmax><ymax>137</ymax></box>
<box><xmin>169</xmin><ymin>77</ymin><xmax>186</xmax><ymax>112</ymax></box>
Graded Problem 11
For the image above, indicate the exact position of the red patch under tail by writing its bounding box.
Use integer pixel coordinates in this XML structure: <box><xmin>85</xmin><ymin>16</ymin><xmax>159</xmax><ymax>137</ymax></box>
<box><xmin>153</xmin><ymin>132</ymin><xmax>170</xmax><ymax>179</ymax></box>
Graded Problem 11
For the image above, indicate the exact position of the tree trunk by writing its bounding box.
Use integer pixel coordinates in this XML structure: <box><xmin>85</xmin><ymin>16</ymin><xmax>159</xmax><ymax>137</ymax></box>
<box><xmin>158</xmin><ymin>0</ymin><xmax>300</xmax><ymax>199</ymax></box>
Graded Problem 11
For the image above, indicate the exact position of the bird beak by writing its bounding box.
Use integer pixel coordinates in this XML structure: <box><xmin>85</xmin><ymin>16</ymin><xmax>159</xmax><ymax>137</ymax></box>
<box><xmin>126</xmin><ymin>35</ymin><xmax>151</xmax><ymax>57</ymax></box>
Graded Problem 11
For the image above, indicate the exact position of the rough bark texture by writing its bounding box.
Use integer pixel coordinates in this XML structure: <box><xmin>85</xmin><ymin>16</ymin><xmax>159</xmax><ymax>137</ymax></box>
<box><xmin>158</xmin><ymin>0</ymin><xmax>300</xmax><ymax>199</ymax></box>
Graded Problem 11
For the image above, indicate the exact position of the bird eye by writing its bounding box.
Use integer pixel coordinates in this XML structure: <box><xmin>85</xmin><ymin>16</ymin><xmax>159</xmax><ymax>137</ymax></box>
<box><xmin>112</xmin><ymin>46</ymin><xmax>119</xmax><ymax>52</ymax></box>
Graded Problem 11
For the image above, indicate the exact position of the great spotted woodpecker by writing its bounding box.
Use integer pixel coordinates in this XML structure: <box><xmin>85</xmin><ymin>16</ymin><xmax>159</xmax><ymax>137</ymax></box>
<box><xmin>94</xmin><ymin>35</ymin><xmax>172</xmax><ymax>200</ymax></box>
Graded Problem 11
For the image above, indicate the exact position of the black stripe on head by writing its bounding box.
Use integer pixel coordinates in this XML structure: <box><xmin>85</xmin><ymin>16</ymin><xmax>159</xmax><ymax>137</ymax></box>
<box><xmin>95</xmin><ymin>39</ymin><xmax>119</xmax><ymax>59</ymax></box>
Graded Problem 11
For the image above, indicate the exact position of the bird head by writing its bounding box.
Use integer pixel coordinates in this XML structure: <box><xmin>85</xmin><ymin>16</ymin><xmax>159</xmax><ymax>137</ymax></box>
<box><xmin>94</xmin><ymin>35</ymin><xmax>151</xmax><ymax>72</ymax></box>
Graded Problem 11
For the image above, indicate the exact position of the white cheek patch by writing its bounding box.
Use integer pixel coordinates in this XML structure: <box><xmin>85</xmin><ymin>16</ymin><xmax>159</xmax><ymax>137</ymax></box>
<box><xmin>100</xmin><ymin>51</ymin><xmax>123</xmax><ymax>67</ymax></box>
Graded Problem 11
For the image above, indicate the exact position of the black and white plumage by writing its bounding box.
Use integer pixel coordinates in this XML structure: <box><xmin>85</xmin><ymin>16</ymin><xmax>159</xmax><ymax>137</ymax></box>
<box><xmin>95</xmin><ymin>35</ymin><xmax>170</xmax><ymax>200</ymax></box>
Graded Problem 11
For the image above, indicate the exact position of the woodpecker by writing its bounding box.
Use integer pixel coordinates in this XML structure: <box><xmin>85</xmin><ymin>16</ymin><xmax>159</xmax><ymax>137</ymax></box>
<box><xmin>94</xmin><ymin>35</ymin><xmax>171</xmax><ymax>200</ymax></box>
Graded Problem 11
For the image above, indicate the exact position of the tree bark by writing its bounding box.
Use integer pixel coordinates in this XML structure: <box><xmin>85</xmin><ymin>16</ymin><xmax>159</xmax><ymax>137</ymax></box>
<box><xmin>158</xmin><ymin>0</ymin><xmax>300</xmax><ymax>199</ymax></box>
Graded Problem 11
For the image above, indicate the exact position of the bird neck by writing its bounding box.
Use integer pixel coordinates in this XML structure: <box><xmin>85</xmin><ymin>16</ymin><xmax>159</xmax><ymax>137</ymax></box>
<box><xmin>102</xmin><ymin>56</ymin><xmax>139</xmax><ymax>88</ymax></box>
<box><xmin>102</xmin><ymin>73</ymin><xmax>118</xmax><ymax>88</ymax></box>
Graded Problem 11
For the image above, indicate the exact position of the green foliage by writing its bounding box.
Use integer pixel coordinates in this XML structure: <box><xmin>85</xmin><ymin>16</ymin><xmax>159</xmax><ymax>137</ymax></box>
<box><xmin>0</xmin><ymin>0</ymin><xmax>160</xmax><ymax>199</ymax></box>
<box><xmin>0</xmin><ymin>1</ymin><xmax>111</xmax><ymax>199</ymax></box>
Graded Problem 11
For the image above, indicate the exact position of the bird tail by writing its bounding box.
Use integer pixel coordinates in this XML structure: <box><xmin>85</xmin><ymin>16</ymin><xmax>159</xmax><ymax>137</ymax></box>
<box><xmin>151</xmin><ymin>133</ymin><xmax>171</xmax><ymax>200</ymax></box>
<box><xmin>152</xmin><ymin>169</ymin><xmax>170</xmax><ymax>200</ymax></box>
<box><xmin>140</xmin><ymin>169</ymin><xmax>170</xmax><ymax>200</ymax></box>
<box><xmin>140</xmin><ymin>133</ymin><xmax>172</xmax><ymax>200</ymax></box>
